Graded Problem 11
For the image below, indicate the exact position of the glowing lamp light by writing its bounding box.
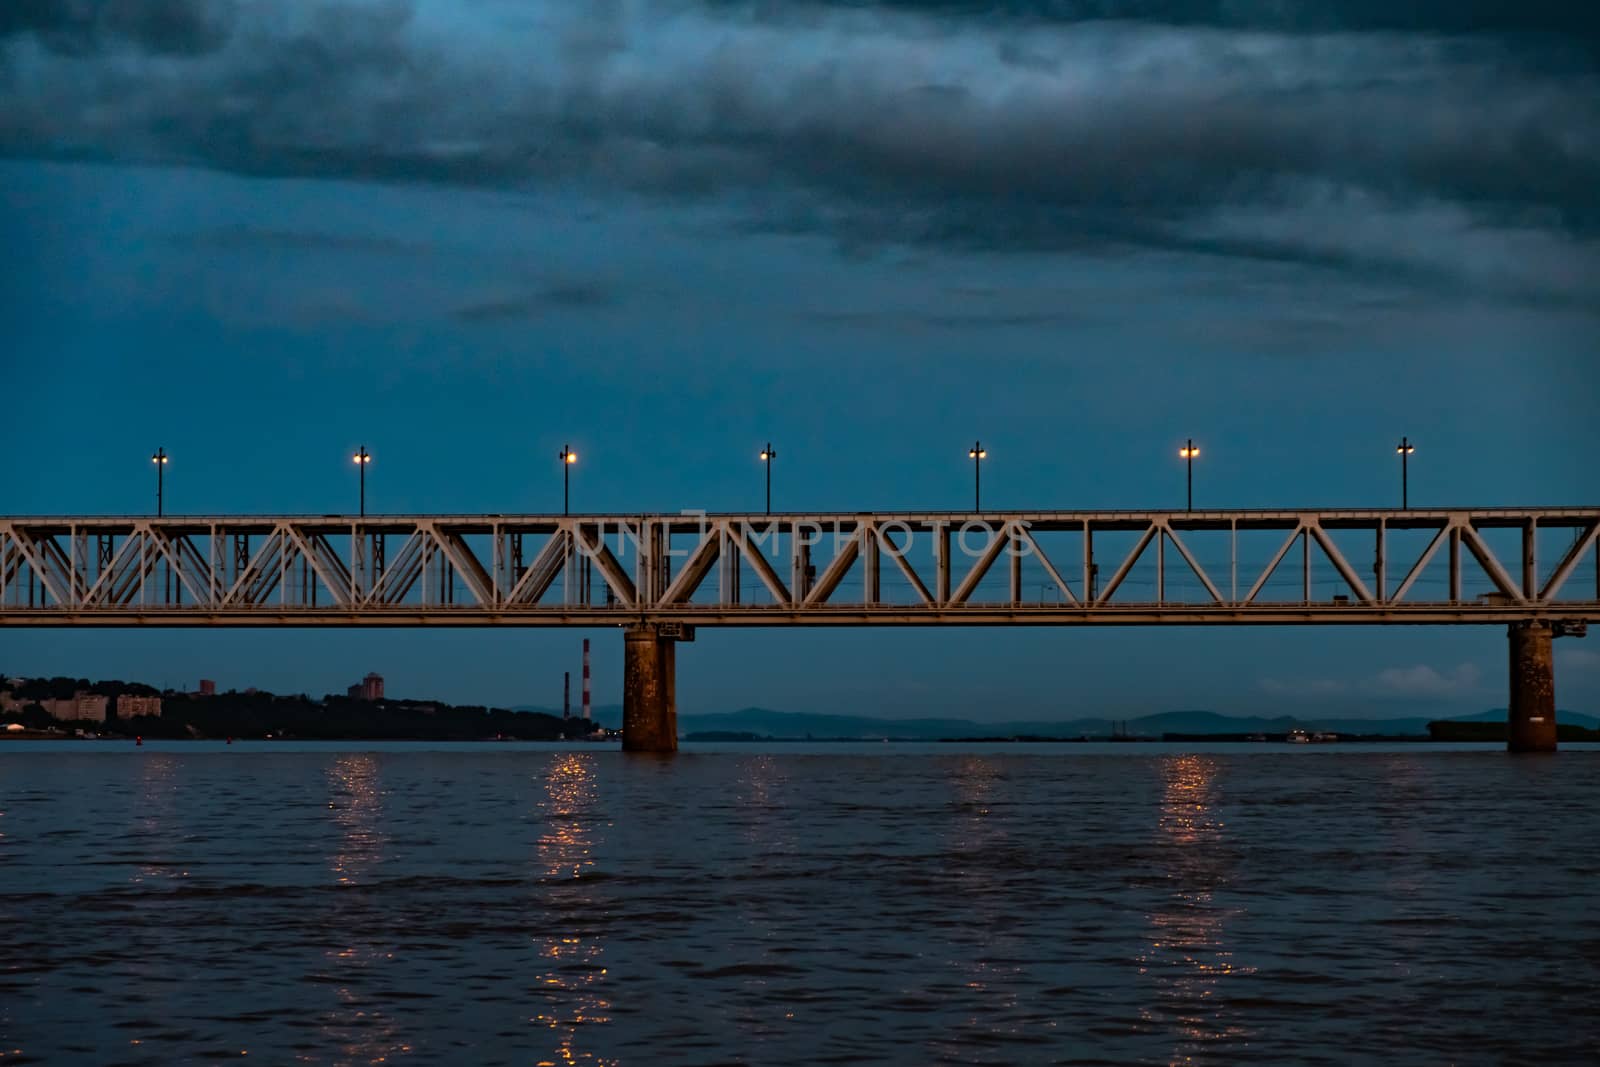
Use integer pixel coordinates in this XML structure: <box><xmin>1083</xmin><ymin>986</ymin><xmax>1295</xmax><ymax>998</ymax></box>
<box><xmin>1178</xmin><ymin>438</ymin><xmax>1200</xmax><ymax>512</ymax></box>
<box><xmin>151</xmin><ymin>447</ymin><xmax>169</xmax><ymax>516</ymax></box>
<box><xmin>1396</xmin><ymin>436</ymin><xmax>1416</xmax><ymax>507</ymax></box>
<box><xmin>759</xmin><ymin>443</ymin><xmax>777</xmax><ymax>513</ymax></box>
<box><xmin>967</xmin><ymin>440</ymin><xmax>987</xmax><ymax>510</ymax></box>
<box><xmin>558</xmin><ymin>444</ymin><xmax>578</xmax><ymax>514</ymax></box>
<box><xmin>352</xmin><ymin>446</ymin><xmax>372</xmax><ymax>516</ymax></box>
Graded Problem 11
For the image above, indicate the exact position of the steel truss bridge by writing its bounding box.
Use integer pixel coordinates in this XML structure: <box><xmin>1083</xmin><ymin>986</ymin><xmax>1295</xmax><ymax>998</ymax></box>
<box><xmin>1</xmin><ymin>508</ymin><xmax>1596</xmax><ymax>626</ymax></box>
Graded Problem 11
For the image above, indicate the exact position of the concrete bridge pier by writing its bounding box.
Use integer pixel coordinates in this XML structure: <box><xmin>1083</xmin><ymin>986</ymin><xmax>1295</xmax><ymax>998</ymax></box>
<box><xmin>1507</xmin><ymin>621</ymin><xmax>1556</xmax><ymax>753</ymax></box>
<box><xmin>623</xmin><ymin>625</ymin><xmax>684</xmax><ymax>753</ymax></box>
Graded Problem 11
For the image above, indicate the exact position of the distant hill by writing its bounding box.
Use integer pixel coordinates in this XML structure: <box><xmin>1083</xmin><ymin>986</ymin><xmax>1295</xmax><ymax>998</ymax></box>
<box><xmin>512</xmin><ymin>703</ymin><xmax>622</xmax><ymax>728</ymax></box>
<box><xmin>675</xmin><ymin>706</ymin><xmax>1600</xmax><ymax>740</ymax></box>
<box><xmin>509</xmin><ymin>702</ymin><xmax>1600</xmax><ymax>739</ymax></box>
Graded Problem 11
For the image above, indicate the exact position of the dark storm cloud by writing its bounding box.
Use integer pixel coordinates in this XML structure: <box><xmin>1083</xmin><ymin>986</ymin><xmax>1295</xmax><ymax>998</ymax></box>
<box><xmin>804</xmin><ymin>307</ymin><xmax>1088</xmax><ymax>331</ymax></box>
<box><xmin>0</xmin><ymin>0</ymin><xmax>1595</xmax><ymax>304</ymax></box>
<box><xmin>724</xmin><ymin>1</ymin><xmax>1600</xmax><ymax>41</ymax></box>
<box><xmin>452</xmin><ymin>282</ymin><xmax>622</xmax><ymax>322</ymax></box>
<box><xmin>175</xmin><ymin>225</ymin><xmax>430</xmax><ymax>256</ymax></box>
<box><xmin>0</xmin><ymin>0</ymin><xmax>233</xmax><ymax>56</ymax></box>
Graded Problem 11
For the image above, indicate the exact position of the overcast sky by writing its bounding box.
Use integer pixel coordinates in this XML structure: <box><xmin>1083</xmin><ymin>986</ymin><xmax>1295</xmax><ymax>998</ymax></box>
<box><xmin>2</xmin><ymin>1</ymin><xmax>1597</xmax><ymax>719</ymax></box>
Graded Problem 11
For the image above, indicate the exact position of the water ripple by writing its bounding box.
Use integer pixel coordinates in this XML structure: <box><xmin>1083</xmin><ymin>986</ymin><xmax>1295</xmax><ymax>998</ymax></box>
<box><xmin>1</xmin><ymin>745</ymin><xmax>1598</xmax><ymax>1064</ymax></box>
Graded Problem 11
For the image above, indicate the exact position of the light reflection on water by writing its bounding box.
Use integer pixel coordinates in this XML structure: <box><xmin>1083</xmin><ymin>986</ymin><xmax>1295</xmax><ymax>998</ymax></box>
<box><xmin>2</xmin><ymin>746</ymin><xmax>1598</xmax><ymax>1065</ymax></box>
<box><xmin>133</xmin><ymin>753</ymin><xmax>182</xmax><ymax>886</ymax></box>
<box><xmin>943</xmin><ymin>758</ymin><xmax>1028</xmax><ymax>1044</ymax></box>
<box><xmin>319</xmin><ymin>753</ymin><xmax>408</xmax><ymax>1066</ymax></box>
<box><xmin>119</xmin><ymin>753</ymin><xmax>185</xmax><ymax>1059</ymax></box>
<box><xmin>531</xmin><ymin>753</ymin><xmax>612</xmax><ymax>1066</ymax></box>
<box><xmin>1142</xmin><ymin>754</ymin><xmax>1252</xmax><ymax>1062</ymax></box>
<box><xmin>328</xmin><ymin>753</ymin><xmax>385</xmax><ymax>887</ymax></box>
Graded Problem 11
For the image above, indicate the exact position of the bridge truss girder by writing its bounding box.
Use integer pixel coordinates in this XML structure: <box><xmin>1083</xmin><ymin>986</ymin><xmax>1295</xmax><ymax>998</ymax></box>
<box><xmin>0</xmin><ymin>509</ymin><xmax>1596</xmax><ymax>626</ymax></box>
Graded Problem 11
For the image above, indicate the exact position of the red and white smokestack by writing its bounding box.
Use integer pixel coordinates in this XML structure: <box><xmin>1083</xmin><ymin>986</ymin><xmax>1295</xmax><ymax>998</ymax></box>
<box><xmin>582</xmin><ymin>639</ymin><xmax>591</xmax><ymax>720</ymax></box>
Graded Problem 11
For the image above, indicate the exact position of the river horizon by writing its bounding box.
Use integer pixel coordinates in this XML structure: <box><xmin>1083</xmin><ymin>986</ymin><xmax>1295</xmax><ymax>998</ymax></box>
<box><xmin>13</xmin><ymin>738</ymin><xmax>1600</xmax><ymax>753</ymax></box>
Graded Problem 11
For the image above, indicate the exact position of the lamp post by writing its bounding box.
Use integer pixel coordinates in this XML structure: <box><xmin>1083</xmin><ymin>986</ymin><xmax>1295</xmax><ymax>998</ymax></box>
<box><xmin>352</xmin><ymin>446</ymin><xmax>371</xmax><ymax>517</ymax></box>
<box><xmin>969</xmin><ymin>441</ymin><xmax>987</xmax><ymax>511</ymax></box>
<box><xmin>151</xmin><ymin>447</ymin><xmax>168</xmax><ymax>516</ymax></box>
<box><xmin>559</xmin><ymin>445</ymin><xmax>578</xmax><ymax>515</ymax></box>
<box><xmin>1396</xmin><ymin>436</ymin><xmax>1415</xmax><ymax>509</ymax></box>
<box><xmin>1178</xmin><ymin>439</ymin><xmax>1200</xmax><ymax>512</ymax></box>
<box><xmin>759</xmin><ymin>443</ymin><xmax>776</xmax><ymax>515</ymax></box>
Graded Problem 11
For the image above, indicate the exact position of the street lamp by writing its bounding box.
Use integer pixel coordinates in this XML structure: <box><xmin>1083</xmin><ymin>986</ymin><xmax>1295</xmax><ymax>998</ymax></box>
<box><xmin>559</xmin><ymin>444</ymin><xmax>578</xmax><ymax>515</ymax></box>
<box><xmin>1396</xmin><ymin>436</ymin><xmax>1415</xmax><ymax>509</ymax></box>
<box><xmin>969</xmin><ymin>441</ymin><xmax>987</xmax><ymax>511</ymax></box>
<box><xmin>352</xmin><ymin>446</ymin><xmax>372</xmax><ymax>517</ymax></box>
<box><xmin>759</xmin><ymin>443</ymin><xmax>776</xmax><ymax>515</ymax></box>
<box><xmin>1178</xmin><ymin>439</ymin><xmax>1200</xmax><ymax>512</ymax></box>
<box><xmin>151</xmin><ymin>447</ymin><xmax>168</xmax><ymax>517</ymax></box>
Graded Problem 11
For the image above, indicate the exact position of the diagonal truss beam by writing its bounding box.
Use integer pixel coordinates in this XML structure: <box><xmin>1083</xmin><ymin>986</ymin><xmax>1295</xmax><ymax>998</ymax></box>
<box><xmin>278</xmin><ymin>525</ymin><xmax>353</xmax><ymax>606</ymax></box>
<box><xmin>950</xmin><ymin>524</ymin><xmax>1014</xmax><ymax>605</ymax></box>
<box><xmin>425</xmin><ymin>526</ymin><xmax>495</xmax><ymax>607</ymax></box>
<box><xmin>734</xmin><ymin>524</ymin><xmax>792</xmax><ymax>606</ymax></box>
<box><xmin>309</xmin><ymin>533</ymin><xmax>355</xmax><ymax>602</ymax></box>
<box><xmin>1096</xmin><ymin>525</ymin><xmax>1158</xmax><ymax>605</ymax></box>
<box><xmin>1458</xmin><ymin>523</ymin><xmax>1525</xmax><ymax>602</ymax></box>
<box><xmin>223</xmin><ymin>530</ymin><xmax>285</xmax><ymax>605</ymax></box>
<box><xmin>577</xmin><ymin>525</ymin><xmax>639</xmax><ymax>607</ymax></box>
<box><xmin>660</xmin><ymin>530</ymin><xmax>720</xmax><ymax>605</ymax></box>
<box><xmin>1307</xmin><ymin>524</ymin><xmax>1375</xmax><ymax>604</ymax></box>
<box><xmin>7</xmin><ymin>528</ymin><xmax>74</xmax><ymax>606</ymax></box>
<box><xmin>102</xmin><ymin>532</ymin><xmax>152</xmax><ymax>607</ymax></box>
<box><xmin>146</xmin><ymin>526</ymin><xmax>214</xmax><ymax>606</ymax></box>
<box><xmin>1540</xmin><ymin>521</ymin><xmax>1600</xmax><ymax>601</ymax></box>
<box><xmin>1391</xmin><ymin>525</ymin><xmax>1449</xmax><ymax>604</ymax></box>
<box><xmin>1016</xmin><ymin>527</ymin><xmax>1081</xmax><ymax>606</ymax></box>
<box><xmin>0</xmin><ymin>537</ymin><xmax>23</xmax><ymax>592</ymax></box>
<box><xmin>1243</xmin><ymin>525</ymin><xmax>1303</xmax><ymax>604</ymax></box>
<box><xmin>1161</xmin><ymin>524</ymin><xmax>1224</xmax><ymax>603</ymax></box>
<box><xmin>504</xmin><ymin>531</ymin><xmax>567</xmax><ymax>606</ymax></box>
<box><xmin>377</xmin><ymin>531</ymin><xmax>430</xmax><ymax>606</ymax></box>
<box><xmin>878</xmin><ymin>527</ymin><xmax>935</xmax><ymax>606</ymax></box>
<box><xmin>803</xmin><ymin>530</ymin><xmax>862</xmax><ymax>606</ymax></box>
<box><xmin>34</xmin><ymin>534</ymin><xmax>80</xmax><ymax>603</ymax></box>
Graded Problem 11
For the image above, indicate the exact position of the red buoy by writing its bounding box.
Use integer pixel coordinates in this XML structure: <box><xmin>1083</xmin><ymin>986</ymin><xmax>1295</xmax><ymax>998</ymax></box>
<box><xmin>135</xmin><ymin>735</ymin><xmax>143</xmax><ymax>746</ymax></box>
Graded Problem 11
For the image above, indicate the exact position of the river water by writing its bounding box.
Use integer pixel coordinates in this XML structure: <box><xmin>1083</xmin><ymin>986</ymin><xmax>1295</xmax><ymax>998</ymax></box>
<box><xmin>2</xmin><ymin>741</ymin><xmax>1598</xmax><ymax>1065</ymax></box>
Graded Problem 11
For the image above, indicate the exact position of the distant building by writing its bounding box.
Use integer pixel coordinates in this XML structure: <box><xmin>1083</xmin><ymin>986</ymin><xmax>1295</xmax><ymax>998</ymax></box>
<box><xmin>44</xmin><ymin>693</ymin><xmax>110</xmax><ymax>723</ymax></box>
<box><xmin>349</xmin><ymin>673</ymin><xmax>385</xmax><ymax>701</ymax></box>
<box><xmin>0</xmin><ymin>691</ymin><xmax>23</xmax><ymax>714</ymax></box>
<box><xmin>198</xmin><ymin>679</ymin><xmax>216</xmax><ymax>696</ymax></box>
<box><xmin>117</xmin><ymin>694</ymin><xmax>162</xmax><ymax>718</ymax></box>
